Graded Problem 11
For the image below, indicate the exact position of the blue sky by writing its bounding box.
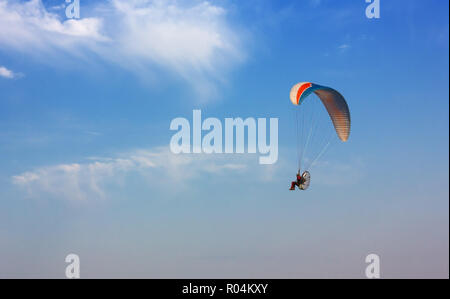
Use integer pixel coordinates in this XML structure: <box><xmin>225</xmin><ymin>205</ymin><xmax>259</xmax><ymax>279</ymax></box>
<box><xmin>0</xmin><ymin>0</ymin><xmax>448</xmax><ymax>278</ymax></box>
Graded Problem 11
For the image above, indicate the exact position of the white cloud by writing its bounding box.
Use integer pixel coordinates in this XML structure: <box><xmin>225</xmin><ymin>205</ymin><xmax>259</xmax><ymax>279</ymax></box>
<box><xmin>0</xmin><ymin>0</ymin><xmax>106</xmax><ymax>50</ymax></box>
<box><xmin>0</xmin><ymin>0</ymin><xmax>244</xmax><ymax>98</ymax></box>
<box><xmin>11</xmin><ymin>146</ymin><xmax>363</xmax><ymax>201</ymax></box>
<box><xmin>12</xmin><ymin>147</ymin><xmax>251</xmax><ymax>201</ymax></box>
<box><xmin>338</xmin><ymin>44</ymin><xmax>351</xmax><ymax>51</ymax></box>
<box><xmin>0</xmin><ymin>65</ymin><xmax>15</xmax><ymax>78</ymax></box>
<box><xmin>49</xmin><ymin>4</ymin><xmax>65</xmax><ymax>11</ymax></box>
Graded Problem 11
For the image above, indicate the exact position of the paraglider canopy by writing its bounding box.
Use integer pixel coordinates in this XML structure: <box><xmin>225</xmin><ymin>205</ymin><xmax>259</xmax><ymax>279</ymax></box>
<box><xmin>290</xmin><ymin>82</ymin><xmax>351</xmax><ymax>142</ymax></box>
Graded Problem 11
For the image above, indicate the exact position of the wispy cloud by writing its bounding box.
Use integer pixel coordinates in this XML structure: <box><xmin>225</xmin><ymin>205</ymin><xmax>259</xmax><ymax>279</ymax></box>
<box><xmin>0</xmin><ymin>0</ymin><xmax>107</xmax><ymax>49</ymax></box>
<box><xmin>0</xmin><ymin>65</ymin><xmax>18</xmax><ymax>78</ymax></box>
<box><xmin>0</xmin><ymin>0</ymin><xmax>245</xmax><ymax>98</ymax></box>
<box><xmin>338</xmin><ymin>44</ymin><xmax>351</xmax><ymax>52</ymax></box>
<box><xmin>11</xmin><ymin>145</ymin><xmax>363</xmax><ymax>201</ymax></box>
<box><xmin>12</xmin><ymin>159</ymin><xmax>132</xmax><ymax>201</ymax></box>
<box><xmin>12</xmin><ymin>147</ymin><xmax>252</xmax><ymax>201</ymax></box>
